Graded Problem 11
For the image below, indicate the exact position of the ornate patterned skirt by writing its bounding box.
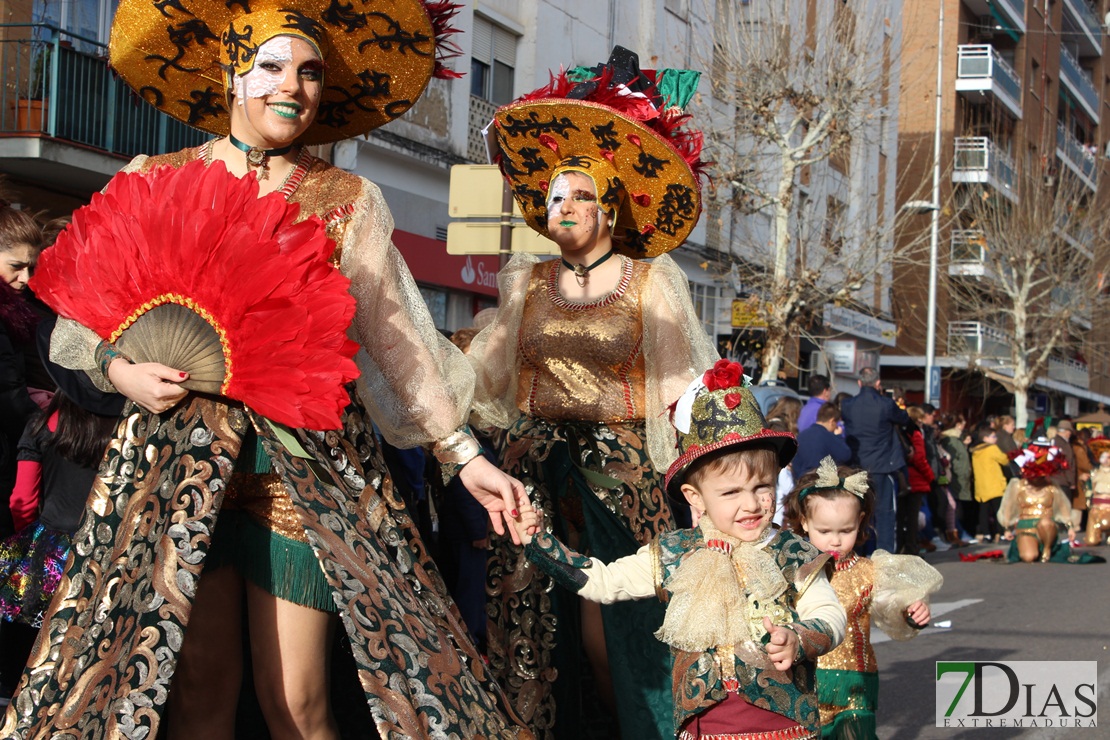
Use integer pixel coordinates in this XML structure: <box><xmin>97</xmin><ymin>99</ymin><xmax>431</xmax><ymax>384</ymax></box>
<box><xmin>2</xmin><ymin>394</ymin><xmax>531</xmax><ymax>740</ymax></box>
<box><xmin>486</xmin><ymin>416</ymin><xmax>675</xmax><ymax>740</ymax></box>
<box><xmin>0</xmin><ymin>523</ymin><xmax>71</xmax><ymax>628</ymax></box>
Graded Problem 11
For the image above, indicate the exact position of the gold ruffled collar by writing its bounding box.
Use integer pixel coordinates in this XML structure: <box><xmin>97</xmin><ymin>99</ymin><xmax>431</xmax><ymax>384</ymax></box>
<box><xmin>655</xmin><ymin>520</ymin><xmax>787</xmax><ymax>652</ymax></box>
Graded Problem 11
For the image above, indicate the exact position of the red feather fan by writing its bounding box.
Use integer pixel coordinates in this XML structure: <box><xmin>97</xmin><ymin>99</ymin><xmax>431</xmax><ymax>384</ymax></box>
<box><xmin>31</xmin><ymin>160</ymin><xmax>360</xmax><ymax>431</ymax></box>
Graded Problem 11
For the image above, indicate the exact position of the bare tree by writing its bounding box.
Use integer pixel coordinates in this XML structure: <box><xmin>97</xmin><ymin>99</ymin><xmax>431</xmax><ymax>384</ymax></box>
<box><xmin>698</xmin><ymin>0</ymin><xmax>916</xmax><ymax>382</ymax></box>
<box><xmin>946</xmin><ymin>164</ymin><xmax>1108</xmax><ymax>428</ymax></box>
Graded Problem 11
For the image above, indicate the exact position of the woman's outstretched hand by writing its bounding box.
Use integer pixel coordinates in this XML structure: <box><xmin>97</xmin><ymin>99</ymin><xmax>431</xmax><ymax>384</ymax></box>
<box><xmin>459</xmin><ymin>455</ymin><xmax>532</xmax><ymax>545</ymax></box>
<box><xmin>107</xmin><ymin>358</ymin><xmax>189</xmax><ymax>414</ymax></box>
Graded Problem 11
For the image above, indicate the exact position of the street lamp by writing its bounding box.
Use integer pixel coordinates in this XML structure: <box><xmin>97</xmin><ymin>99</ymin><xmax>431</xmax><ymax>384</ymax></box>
<box><xmin>899</xmin><ymin>0</ymin><xmax>945</xmax><ymax>408</ymax></box>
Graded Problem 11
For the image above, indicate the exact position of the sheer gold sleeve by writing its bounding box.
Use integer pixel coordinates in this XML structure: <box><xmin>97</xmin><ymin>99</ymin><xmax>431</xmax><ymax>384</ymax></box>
<box><xmin>48</xmin><ymin>154</ymin><xmax>152</xmax><ymax>392</ymax></box>
<box><xmin>642</xmin><ymin>254</ymin><xmax>720</xmax><ymax>471</ymax></box>
<box><xmin>1051</xmin><ymin>485</ymin><xmax>1074</xmax><ymax>527</ymax></box>
<box><xmin>996</xmin><ymin>478</ymin><xmax>1022</xmax><ymax>528</ymax></box>
<box><xmin>870</xmin><ymin>551</ymin><xmax>943</xmax><ymax>641</ymax></box>
<box><xmin>340</xmin><ymin>179</ymin><xmax>478</xmax><ymax>451</ymax></box>
<box><xmin>466</xmin><ymin>253</ymin><xmax>539</xmax><ymax>430</ymax></box>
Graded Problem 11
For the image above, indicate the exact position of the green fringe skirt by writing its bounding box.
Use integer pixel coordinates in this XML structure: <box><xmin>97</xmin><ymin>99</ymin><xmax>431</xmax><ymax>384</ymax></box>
<box><xmin>206</xmin><ymin>508</ymin><xmax>336</xmax><ymax>613</ymax></box>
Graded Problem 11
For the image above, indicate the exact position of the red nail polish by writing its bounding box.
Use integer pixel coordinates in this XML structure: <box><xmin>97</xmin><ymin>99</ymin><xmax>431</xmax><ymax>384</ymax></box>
<box><xmin>511</xmin><ymin>509</ymin><xmax>519</xmax><ymax>517</ymax></box>
<box><xmin>179</xmin><ymin>372</ymin><xmax>187</xmax><ymax>378</ymax></box>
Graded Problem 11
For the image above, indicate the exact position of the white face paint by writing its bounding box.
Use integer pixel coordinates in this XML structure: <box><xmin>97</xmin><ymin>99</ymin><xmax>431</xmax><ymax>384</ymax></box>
<box><xmin>233</xmin><ymin>36</ymin><xmax>293</xmax><ymax>106</ymax></box>
<box><xmin>546</xmin><ymin>172</ymin><xmax>573</xmax><ymax>217</ymax></box>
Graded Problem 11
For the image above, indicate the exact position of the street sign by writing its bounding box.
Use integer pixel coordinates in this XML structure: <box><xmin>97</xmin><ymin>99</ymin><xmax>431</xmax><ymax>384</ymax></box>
<box><xmin>731</xmin><ymin>299</ymin><xmax>768</xmax><ymax>328</ymax></box>
<box><xmin>928</xmin><ymin>365</ymin><xmax>942</xmax><ymax>405</ymax></box>
<box><xmin>446</xmin><ymin>222</ymin><xmax>554</xmax><ymax>255</ymax></box>
<box><xmin>446</xmin><ymin>165</ymin><xmax>557</xmax><ymax>256</ymax></box>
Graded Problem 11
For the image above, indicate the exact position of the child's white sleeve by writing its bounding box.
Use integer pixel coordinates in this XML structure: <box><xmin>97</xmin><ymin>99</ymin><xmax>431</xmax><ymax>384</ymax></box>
<box><xmin>795</xmin><ymin>571</ymin><xmax>847</xmax><ymax>646</ymax></box>
<box><xmin>524</xmin><ymin>533</ymin><xmax>656</xmax><ymax>603</ymax></box>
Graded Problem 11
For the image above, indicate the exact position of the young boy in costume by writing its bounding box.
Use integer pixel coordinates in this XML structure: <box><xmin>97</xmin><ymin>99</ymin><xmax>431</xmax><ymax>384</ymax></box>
<box><xmin>510</xmin><ymin>360</ymin><xmax>846</xmax><ymax>739</ymax></box>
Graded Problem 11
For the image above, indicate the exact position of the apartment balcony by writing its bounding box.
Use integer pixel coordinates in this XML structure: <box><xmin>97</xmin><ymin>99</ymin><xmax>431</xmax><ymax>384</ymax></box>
<box><xmin>467</xmin><ymin>95</ymin><xmax>497</xmax><ymax>163</ymax></box>
<box><xmin>1056</xmin><ymin>124</ymin><xmax>1098</xmax><ymax>192</ymax></box>
<box><xmin>955</xmin><ymin>45</ymin><xmax>1022</xmax><ymax>120</ymax></box>
<box><xmin>948</xmin><ymin>229</ymin><xmax>995</xmax><ymax>278</ymax></box>
<box><xmin>1059</xmin><ymin>46</ymin><xmax>1100</xmax><ymax>122</ymax></box>
<box><xmin>1048</xmin><ymin>356</ymin><xmax>1090</xmax><ymax>389</ymax></box>
<box><xmin>1062</xmin><ymin>0</ymin><xmax>1103</xmax><ymax>58</ymax></box>
<box><xmin>962</xmin><ymin>0</ymin><xmax>1026</xmax><ymax>36</ymax></box>
<box><xmin>947</xmin><ymin>321</ymin><xmax>1011</xmax><ymax>359</ymax></box>
<box><xmin>0</xmin><ymin>24</ymin><xmax>206</xmax><ymax>194</ymax></box>
<box><xmin>953</xmin><ymin>137</ymin><xmax>1017</xmax><ymax>202</ymax></box>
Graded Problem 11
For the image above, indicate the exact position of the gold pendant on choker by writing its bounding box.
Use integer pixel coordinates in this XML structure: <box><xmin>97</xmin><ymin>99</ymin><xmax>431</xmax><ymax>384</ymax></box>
<box><xmin>246</xmin><ymin>148</ymin><xmax>269</xmax><ymax>179</ymax></box>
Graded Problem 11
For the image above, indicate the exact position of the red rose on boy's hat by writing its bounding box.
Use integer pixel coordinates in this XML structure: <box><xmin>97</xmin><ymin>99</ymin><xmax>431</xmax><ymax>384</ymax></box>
<box><xmin>703</xmin><ymin>359</ymin><xmax>743</xmax><ymax>392</ymax></box>
<box><xmin>723</xmin><ymin>393</ymin><xmax>742</xmax><ymax>409</ymax></box>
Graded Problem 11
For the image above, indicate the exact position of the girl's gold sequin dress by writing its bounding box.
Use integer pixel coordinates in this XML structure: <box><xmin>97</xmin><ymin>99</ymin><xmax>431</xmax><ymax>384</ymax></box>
<box><xmin>817</xmin><ymin>551</ymin><xmax>941</xmax><ymax>739</ymax></box>
<box><xmin>470</xmin><ymin>252</ymin><xmax>717</xmax><ymax>740</ymax></box>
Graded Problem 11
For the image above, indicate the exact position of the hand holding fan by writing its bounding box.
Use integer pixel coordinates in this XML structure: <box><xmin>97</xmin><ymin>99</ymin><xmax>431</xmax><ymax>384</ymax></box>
<box><xmin>30</xmin><ymin>159</ymin><xmax>360</xmax><ymax>431</ymax></box>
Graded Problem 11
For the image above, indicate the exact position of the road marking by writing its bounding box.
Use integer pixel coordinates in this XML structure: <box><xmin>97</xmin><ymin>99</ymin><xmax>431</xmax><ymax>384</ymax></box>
<box><xmin>872</xmin><ymin>598</ymin><xmax>983</xmax><ymax>644</ymax></box>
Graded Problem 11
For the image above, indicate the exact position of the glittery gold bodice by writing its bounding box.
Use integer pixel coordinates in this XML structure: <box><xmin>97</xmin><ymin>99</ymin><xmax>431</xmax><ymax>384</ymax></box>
<box><xmin>516</xmin><ymin>257</ymin><xmax>648</xmax><ymax>422</ymax></box>
<box><xmin>1016</xmin><ymin>485</ymin><xmax>1058</xmax><ymax>521</ymax></box>
<box><xmin>819</xmin><ymin>554</ymin><xmax>876</xmax><ymax>674</ymax></box>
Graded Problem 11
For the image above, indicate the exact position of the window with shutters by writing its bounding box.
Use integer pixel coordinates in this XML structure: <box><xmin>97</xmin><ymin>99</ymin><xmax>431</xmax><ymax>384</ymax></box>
<box><xmin>470</xmin><ymin>16</ymin><xmax>517</xmax><ymax>105</ymax></box>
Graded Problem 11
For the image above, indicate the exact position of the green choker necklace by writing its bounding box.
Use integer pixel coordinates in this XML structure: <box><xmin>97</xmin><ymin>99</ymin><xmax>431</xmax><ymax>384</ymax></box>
<box><xmin>562</xmin><ymin>250</ymin><xmax>615</xmax><ymax>286</ymax></box>
<box><xmin>228</xmin><ymin>135</ymin><xmax>294</xmax><ymax>180</ymax></box>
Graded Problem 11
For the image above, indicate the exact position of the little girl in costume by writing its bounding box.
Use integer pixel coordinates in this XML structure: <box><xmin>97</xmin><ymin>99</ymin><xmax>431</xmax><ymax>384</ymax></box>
<box><xmin>782</xmin><ymin>457</ymin><xmax>942</xmax><ymax>740</ymax></box>
<box><xmin>510</xmin><ymin>362</ymin><xmax>847</xmax><ymax>739</ymax></box>
<box><xmin>1084</xmin><ymin>451</ymin><xmax>1110</xmax><ymax>546</ymax></box>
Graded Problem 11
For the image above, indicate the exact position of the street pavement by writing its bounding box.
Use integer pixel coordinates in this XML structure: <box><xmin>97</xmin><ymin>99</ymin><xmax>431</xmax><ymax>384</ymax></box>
<box><xmin>875</xmin><ymin>540</ymin><xmax>1109</xmax><ymax>738</ymax></box>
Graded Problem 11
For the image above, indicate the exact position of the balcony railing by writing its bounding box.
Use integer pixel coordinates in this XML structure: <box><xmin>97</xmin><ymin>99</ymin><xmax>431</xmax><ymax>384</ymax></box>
<box><xmin>955</xmin><ymin>45</ymin><xmax>1022</xmax><ymax>119</ymax></box>
<box><xmin>467</xmin><ymin>95</ymin><xmax>497</xmax><ymax>163</ymax></box>
<box><xmin>1059</xmin><ymin>46</ymin><xmax>1100</xmax><ymax>121</ymax></box>
<box><xmin>947</xmin><ymin>321</ymin><xmax>1011</xmax><ymax>359</ymax></box>
<box><xmin>1062</xmin><ymin>0</ymin><xmax>1103</xmax><ymax>57</ymax></box>
<box><xmin>953</xmin><ymin>137</ymin><xmax>1017</xmax><ymax>199</ymax></box>
<box><xmin>964</xmin><ymin>0</ymin><xmax>1026</xmax><ymax>35</ymax></box>
<box><xmin>948</xmin><ymin>229</ymin><xmax>993</xmax><ymax>277</ymax></box>
<box><xmin>1048</xmin><ymin>355</ymin><xmax>1090</xmax><ymax>388</ymax></box>
<box><xmin>1056</xmin><ymin>124</ymin><xmax>1098</xmax><ymax>192</ymax></box>
<box><xmin>0</xmin><ymin>24</ymin><xmax>207</xmax><ymax>158</ymax></box>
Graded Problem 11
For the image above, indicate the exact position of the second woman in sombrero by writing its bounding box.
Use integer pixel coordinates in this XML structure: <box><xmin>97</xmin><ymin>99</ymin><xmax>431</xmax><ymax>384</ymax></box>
<box><xmin>468</xmin><ymin>47</ymin><xmax>719</xmax><ymax>740</ymax></box>
<box><xmin>6</xmin><ymin>1</ymin><xmax>534</xmax><ymax>738</ymax></box>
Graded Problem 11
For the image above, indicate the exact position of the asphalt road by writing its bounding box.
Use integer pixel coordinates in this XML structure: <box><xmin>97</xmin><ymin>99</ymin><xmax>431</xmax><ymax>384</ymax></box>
<box><xmin>874</xmin><ymin>541</ymin><xmax>1109</xmax><ymax>738</ymax></box>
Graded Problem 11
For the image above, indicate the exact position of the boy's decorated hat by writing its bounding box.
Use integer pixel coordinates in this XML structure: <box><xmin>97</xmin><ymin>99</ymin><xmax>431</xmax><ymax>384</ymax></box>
<box><xmin>488</xmin><ymin>46</ymin><xmax>707</xmax><ymax>258</ymax></box>
<box><xmin>665</xmin><ymin>360</ymin><xmax>797</xmax><ymax>493</ymax></box>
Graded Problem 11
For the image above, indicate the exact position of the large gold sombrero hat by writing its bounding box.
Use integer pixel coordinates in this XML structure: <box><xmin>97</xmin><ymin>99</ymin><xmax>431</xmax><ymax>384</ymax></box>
<box><xmin>490</xmin><ymin>46</ymin><xmax>706</xmax><ymax>258</ymax></box>
<box><xmin>109</xmin><ymin>0</ymin><xmax>462</xmax><ymax>145</ymax></box>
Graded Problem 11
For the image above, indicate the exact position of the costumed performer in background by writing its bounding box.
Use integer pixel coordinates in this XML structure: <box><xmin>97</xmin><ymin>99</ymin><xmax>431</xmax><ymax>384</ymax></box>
<box><xmin>469</xmin><ymin>47</ymin><xmax>718</xmax><ymax>739</ymax></box>
<box><xmin>7</xmin><ymin>1</ymin><xmax>533</xmax><ymax>739</ymax></box>
<box><xmin>997</xmin><ymin>438</ymin><xmax>1102</xmax><ymax>564</ymax></box>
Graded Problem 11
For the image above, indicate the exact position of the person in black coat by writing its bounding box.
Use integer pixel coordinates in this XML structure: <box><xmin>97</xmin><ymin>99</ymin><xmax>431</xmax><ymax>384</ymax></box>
<box><xmin>792</xmin><ymin>402</ymin><xmax>851</xmax><ymax>480</ymax></box>
<box><xmin>840</xmin><ymin>367</ymin><xmax>910</xmax><ymax>552</ymax></box>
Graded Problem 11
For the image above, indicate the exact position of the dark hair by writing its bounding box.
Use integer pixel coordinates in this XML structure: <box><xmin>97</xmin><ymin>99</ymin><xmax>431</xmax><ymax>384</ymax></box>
<box><xmin>32</xmin><ymin>392</ymin><xmax>117</xmax><ymax>469</ymax></box>
<box><xmin>765</xmin><ymin>396</ymin><xmax>803</xmax><ymax>434</ymax></box>
<box><xmin>781</xmin><ymin>464</ymin><xmax>875</xmax><ymax>542</ymax></box>
<box><xmin>0</xmin><ymin>183</ymin><xmax>44</xmax><ymax>255</ymax></box>
<box><xmin>816</xmin><ymin>402</ymin><xmax>841</xmax><ymax>424</ymax></box>
<box><xmin>833</xmin><ymin>391</ymin><xmax>852</xmax><ymax>406</ymax></box>
<box><xmin>920</xmin><ymin>403</ymin><xmax>936</xmax><ymax>415</ymax></box>
<box><xmin>939</xmin><ymin>411</ymin><xmax>966</xmax><ymax>430</ymax></box>
<box><xmin>807</xmin><ymin>374</ymin><xmax>830</xmax><ymax>397</ymax></box>
<box><xmin>973</xmin><ymin>421</ymin><xmax>996</xmax><ymax>444</ymax></box>
<box><xmin>685</xmin><ymin>444</ymin><xmax>780</xmax><ymax>490</ymax></box>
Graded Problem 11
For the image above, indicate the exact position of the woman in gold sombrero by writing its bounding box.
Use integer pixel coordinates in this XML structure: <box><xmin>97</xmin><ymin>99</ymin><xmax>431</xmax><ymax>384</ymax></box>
<box><xmin>468</xmin><ymin>47</ymin><xmax>718</xmax><ymax>740</ymax></box>
<box><xmin>3</xmin><ymin>1</ymin><xmax>533</xmax><ymax>738</ymax></box>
